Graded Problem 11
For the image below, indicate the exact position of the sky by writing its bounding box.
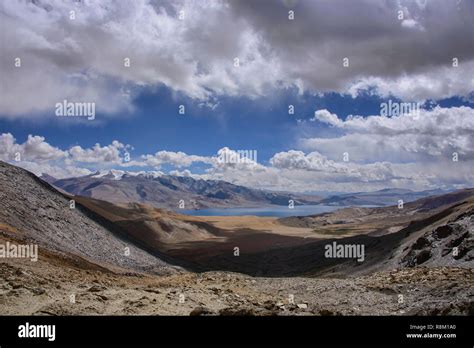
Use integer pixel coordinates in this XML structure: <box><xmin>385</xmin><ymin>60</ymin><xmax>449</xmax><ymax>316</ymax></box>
<box><xmin>0</xmin><ymin>0</ymin><xmax>473</xmax><ymax>193</ymax></box>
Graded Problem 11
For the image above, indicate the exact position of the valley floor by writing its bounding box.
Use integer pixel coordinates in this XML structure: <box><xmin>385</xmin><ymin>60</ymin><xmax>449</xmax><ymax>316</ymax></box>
<box><xmin>0</xmin><ymin>235</ymin><xmax>472</xmax><ymax>316</ymax></box>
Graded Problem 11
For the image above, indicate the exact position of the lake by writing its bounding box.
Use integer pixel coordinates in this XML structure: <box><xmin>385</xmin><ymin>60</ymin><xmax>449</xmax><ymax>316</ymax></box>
<box><xmin>178</xmin><ymin>204</ymin><xmax>341</xmax><ymax>217</ymax></box>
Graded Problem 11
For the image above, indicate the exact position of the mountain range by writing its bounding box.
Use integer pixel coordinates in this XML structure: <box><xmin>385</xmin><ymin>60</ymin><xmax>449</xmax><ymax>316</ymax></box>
<box><xmin>42</xmin><ymin>170</ymin><xmax>450</xmax><ymax>210</ymax></box>
<box><xmin>318</xmin><ymin>188</ymin><xmax>449</xmax><ymax>206</ymax></box>
<box><xmin>45</xmin><ymin>170</ymin><xmax>321</xmax><ymax>209</ymax></box>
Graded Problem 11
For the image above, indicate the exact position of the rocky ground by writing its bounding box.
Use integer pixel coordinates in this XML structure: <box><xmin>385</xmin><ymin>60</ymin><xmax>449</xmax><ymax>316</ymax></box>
<box><xmin>401</xmin><ymin>209</ymin><xmax>474</xmax><ymax>267</ymax></box>
<box><xmin>1</xmin><ymin>239</ymin><xmax>472</xmax><ymax>316</ymax></box>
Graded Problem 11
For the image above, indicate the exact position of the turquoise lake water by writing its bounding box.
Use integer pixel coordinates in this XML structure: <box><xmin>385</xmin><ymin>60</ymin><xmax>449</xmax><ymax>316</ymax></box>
<box><xmin>178</xmin><ymin>205</ymin><xmax>341</xmax><ymax>217</ymax></box>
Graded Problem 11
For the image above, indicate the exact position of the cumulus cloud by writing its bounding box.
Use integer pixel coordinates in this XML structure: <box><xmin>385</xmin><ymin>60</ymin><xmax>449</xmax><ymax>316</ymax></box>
<box><xmin>0</xmin><ymin>0</ymin><xmax>280</xmax><ymax>117</ymax></box>
<box><xmin>0</xmin><ymin>133</ymin><xmax>217</xmax><ymax>178</ymax></box>
<box><xmin>270</xmin><ymin>150</ymin><xmax>399</xmax><ymax>183</ymax></box>
<box><xmin>311</xmin><ymin>110</ymin><xmax>344</xmax><ymax>128</ymax></box>
<box><xmin>271</xmin><ymin>150</ymin><xmax>343</xmax><ymax>173</ymax></box>
<box><xmin>193</xmin><ymin>105</ymin><xmax>474</xmax><ymax>192</ymax></box>
<box><xmin>0</xmin><ymin>134</ymin><xmax>123</xmax><ymax>177</ymax></box>
<box><xmin>68</xmin><ymin>140</ymin><xmax>128</xmax><ymax>164</ymax></box>
<box><xmin>0</xmin><ymin>133</ymin><xmax>67</xmax><ymax>162</ymax></box>
<box><xmin>1</xmin><ymin>131</ymin><xmax>473</xmax><ymax>191</ymax></box>
<box><xmin>304</xmin><ymin>106</ymin><xmax>474</xmax><ymax>162</ymax></box>
<box><xmin>18</xmin><ymin>161</ymin><xmax>93</xmax><ymax>179</ymax></box>
<box><xmin>169</xmin><ymin>169</ymin><xmax>193</xmax><ymax>177</ymax></box>
<box><xmin>228</xmin><ymin>0</ymin><xmax>474</xmax><ymax>100</ymax></box>
<box><xmin>1</xmin><ymin>0</ymin><xmax>473</xmax><ymax>118</ymax></box>
<box><xmin>141</xmin><ymin>150</ymin><xmax>214</xmax><ymax>169</ymax></box>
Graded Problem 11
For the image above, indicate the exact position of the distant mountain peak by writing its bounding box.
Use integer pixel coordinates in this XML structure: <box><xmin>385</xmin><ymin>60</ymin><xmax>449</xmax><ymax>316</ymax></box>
<box><xmin>39</xmin><ymin>172</ymin><xmax>58</xmax><ymax>184</ymax></box>
<box><xmin>132</xmin><ymin>171</ymin><xmax>164</xmax><ymax>179</ymax></box>
<box><xmin>89</xmin><ymin>169</ymin><xmax>165</xmax><ymax>181</ymax></box>
<box><xmin>91</xmin><ymin>169</ymin><xmax>125</xmax><ymax>180</ymax></box>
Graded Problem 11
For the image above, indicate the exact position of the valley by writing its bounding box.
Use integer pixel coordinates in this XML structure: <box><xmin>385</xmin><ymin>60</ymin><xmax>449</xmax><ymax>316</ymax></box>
<box><xmin>0</xmin><ymin>161</ymin><xmax>473</xmax><ymax>315</ymax></box>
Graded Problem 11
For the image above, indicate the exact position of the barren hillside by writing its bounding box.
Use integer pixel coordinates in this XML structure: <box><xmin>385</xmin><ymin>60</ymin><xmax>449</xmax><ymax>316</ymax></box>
<box><xmin>0</xmin><ymin>161</ymin><xmax>179</xmax><ymax>275</ymax></box>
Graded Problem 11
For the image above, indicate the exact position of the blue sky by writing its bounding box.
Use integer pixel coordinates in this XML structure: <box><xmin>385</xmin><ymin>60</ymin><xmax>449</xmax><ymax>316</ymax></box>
<box><xmin>1</xmin><ymin>87</ymin><xmax>470</xmax><ymax>152</ymax></box>
<box><xmin>0</xmin><ymin>0</ymin><xmax>473</xmax><ymax>192</ymax></box>
<box><xmin>1</xmin><ymin>88</ymin><xmax>472</xmax><ymax>168</ymax></box>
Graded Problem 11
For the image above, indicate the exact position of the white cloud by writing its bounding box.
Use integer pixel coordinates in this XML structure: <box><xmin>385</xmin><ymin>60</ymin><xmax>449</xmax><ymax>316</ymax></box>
<box><xmin>271</xmin><ymin>150</ymin><xmax>344</xmax><ymax>173</ymax></box>
<box><xmin>68</xmin><ymin>140</ymin><xmax>127</xmax><ymax>164</ymax></box>
<box><xmin>0</xmin><ymin>133</ymin><xmax>22</xmax><ymax>161</ymax></box>
<box><xmin>401</xmin><ymin>19</ymin><xmax>424</xmax><ymax>31</ymax></box>
<box><xmin>0</xmin><ymin>133</ymin><xmax>67</xmax><ymax>162</ymax></box>
<box><xmin>311</xmin><ymin>110</ymin><xmax>344</xmax><ymax>127</ymax></box>
<box><xmin>304</xmin><ymin>106</ymin><xmax>474</xmax><ymax>162</ymax></box>
<box><xmin>142</xmin><ymin>150</ymin><xmax>213</xmax><ymax>169</ymax></box>
<box><xmin>17</xmin><ymin>161</ymin><xmax>93</xmax><ymax>180</ymax></box>
<box><xmin>1</xmin><ymin>130</ymin><xmax>473</xmax><ymax>192</ymax></box>
<box><xmin>270</xmin><ymin>150</ymin><xmax>398</xmax><ymax>183</ymax></box>
<box><xmin>0</xmin><ymin>133</ymin><xmax>215</xmax><ymax>178</ymax></box>
<box><xmin>1</xmin><ymin>0</ymin><xmax>473</xmax><ymax>118</ymax></box>
<box><xmin>346</xmin><ymin>62</ymin><xmax>474</xmax><ymax>101</ymax></box>
<box><xmin>169</xmin><ymin>169</ymin><xmax>193</xmax><ymax>177</ymax></box>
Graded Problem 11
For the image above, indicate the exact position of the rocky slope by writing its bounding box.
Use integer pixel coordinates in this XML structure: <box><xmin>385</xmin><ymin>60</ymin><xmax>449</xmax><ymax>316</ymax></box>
<box><xmin>0</xmin><ymin>161</ymin><xmax>179</xmax><ymax>275</ymax></box>
<box><xmin>397</xmin><ymin>206</ymin><xmax>473</xmax><ymax>268</ymax></box>
<box><xmin>274</xmin><ymin>190</ymin><xmax>474</xmax><ymax>276</ymax></box>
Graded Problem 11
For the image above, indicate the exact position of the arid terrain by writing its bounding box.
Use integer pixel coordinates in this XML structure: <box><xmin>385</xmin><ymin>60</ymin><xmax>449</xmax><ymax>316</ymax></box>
<box><xmin>1</xmin><ymin>237</ymin><xmax>472</xmax><ymax>316</ymax></box>
<box><xmin>0</xmin><ymin>161</ymin><xmax>473</xmax><ymax>315</ymax></box>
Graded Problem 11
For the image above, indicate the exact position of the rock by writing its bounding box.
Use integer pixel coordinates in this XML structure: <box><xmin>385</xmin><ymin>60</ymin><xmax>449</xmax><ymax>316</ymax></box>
<box><xmin>416</xmin><ymin>250</ymin><xmax>431</xmax><ymax>264</ymax></box>
<box><xmin>263</xmin><ymin>300</ymin><xmax>278</xmax><ymax>310</ymax></box>
<box><xmin>297</xmin><ymin>303</ymin><xmax>308</xmax><ymax>309</ymax></box>
<box><xmin>11</xmin><ymin>283</ymin><xmax>22</xmax><ymax>289</ymax></box>
<box><xmin>218</xmin><ymin>307</ymin><xmax>256</xmax><ymax>316</ymax></box>
<box><xmin>434</xmin><ymin>225</ymin><xmax>453</xmax><ymax>239</ymax></box>
<box><xmin>287</xmin><ymin>304</ymin><xmax>298</xmax><ymax>311</ymax></box>
<box><xmin>31</xmin><ymin>287</ymin><xmax>46</xmax><ymax>295</ymax></box>
<box><xmin>144</xmin><ymin>288</ymin><xmax>161</xmax><ymax>294</ymax></box>
<box><xmin>209</xmin><ymin>287</ymin><xmax>221</xmax><ymax>294</ymax></box>
<box><xmin>95</xmin><ymin>294</ymin><xmax>108</xmax><ymax>301</ymax></box>
<box><xmin>88</xmin><ymin>285</ymin><xmax>106</xmax><ymax>292</ymax></box>
<box><xmin>190</xmin><ymin>306</ymin><xmax>213</xmax><ymax>316</ymax></box>
<box><xmin>413</xmin><ymin>237</ymin><xmax>431</xmax><ymax>250</ymax></box>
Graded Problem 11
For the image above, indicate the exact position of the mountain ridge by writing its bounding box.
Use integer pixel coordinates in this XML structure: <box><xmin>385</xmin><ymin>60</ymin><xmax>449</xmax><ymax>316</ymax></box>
<box><xmin>50</xmin><ymin>170</ymin><xmax>321</xmax><ymax>209</ymax></box>
<box><xmin>45</xmin><ymin>169</ymin><xmax>455</xmax><ymax>210</ymax></box>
